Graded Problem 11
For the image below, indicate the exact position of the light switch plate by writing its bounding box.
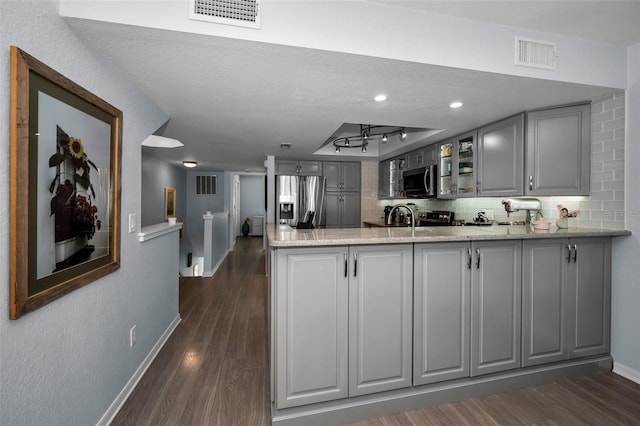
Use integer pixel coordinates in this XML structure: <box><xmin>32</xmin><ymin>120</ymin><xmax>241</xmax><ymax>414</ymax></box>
<box><xmin>128</xmin><ymin>213</ymin><xmax>136</xmax><ymax>234</ymax></box>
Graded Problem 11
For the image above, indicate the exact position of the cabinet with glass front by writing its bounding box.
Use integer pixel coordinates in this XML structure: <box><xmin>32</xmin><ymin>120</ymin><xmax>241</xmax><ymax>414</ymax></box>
<box><xmin>438</xmin><ymin>130</ymin><xmax>477</xmax><ymax>198</ymax></box>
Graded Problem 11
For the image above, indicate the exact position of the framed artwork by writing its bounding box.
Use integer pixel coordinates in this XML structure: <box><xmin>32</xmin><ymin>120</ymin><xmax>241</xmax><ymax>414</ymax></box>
<box><xmin>9</xmin><ymin>46</ymin><xmax>122</xmax><ymax>319</ymax></box>
<box><xmin>164</xmin><ymin>187</ymin><xmax>176</xmax><ymax>219</ymax></box>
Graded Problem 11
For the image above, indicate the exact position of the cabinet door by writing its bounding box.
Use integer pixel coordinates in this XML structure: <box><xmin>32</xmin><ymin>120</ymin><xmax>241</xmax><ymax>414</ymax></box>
<box><xmin>568</xmin><ymin>238</ymin><xmax>611</xmax><ymax>358</ymax></box>
<box><xmin>522</xmin><ymin>240</ymin><xmax>569</xmax><ymax>367</ymax></box>
<box><xmin>437</xmin><ymin>140</ymin><xmax>455</xmax><ymax>199</ymax></box>
<box><xmin>477</xmin><ymin>114</ymin><xmax>524</xmax><ymax>197</ymax></box>
<box><xmin>470</xmin><ymin>241</ymin><xmax>521</xmax><ymax>376</ymax></box>
<box><xmin>526</xmin><ymin>103</ymin><xmax>590</xmax><ymax>196</ymax></box>
<box><xmin>341</xmin><ymin>162</ymin><xmax>361</xmax><ymax>192</ymax></box>
<box><xmin>455</xmin><ymin>131</ymin><xmax>477</xmax><ymax>197</ymax></box>
<box><xmin>414</xmin><ymin>243</ymin><xmax>470</xmax><ymax>385</ymax></box>
<box><xmin>323</xmin><ymin>192</ymin><xmax>342</xmax><ymax>228</ymax></box>
<box><xmin>275</xmin><ymin>247</ymin><xmax>349</xmax><ymax>408</ymax></box>
<box><xmin>276</xmin><ymin>160</ymin><xmax>300</xmax><ymax>175</ymax></box>
<box><xmin>349</xmin><ymin>245</ymin><xmax>413</xmax><ymax>396</ymax></box>
<box><xmin>323</xmin><ymin>162</ymin><xmax>342</xmax><ymax>191</ymax></box>
<box><xmin>298</xmin><ymin>160</ymin><xmax>322</xmax><ymax>176</ymax></box>
<box><xmin>341</xmin><ymin>192</ymin><xmax>361</xmax><ymax>228</ymax></box>
<box><xmin>378</xmin><ymin>160</ymin><xmax>391</xmax><ymax>199</ymax></box>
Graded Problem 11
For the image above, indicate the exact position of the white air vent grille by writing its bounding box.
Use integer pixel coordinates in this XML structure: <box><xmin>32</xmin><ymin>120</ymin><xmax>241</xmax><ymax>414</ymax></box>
<box><xmin>196</xmin><ymin>175</ymin><xmax>217</xmax><ymax>195</ymax></box>
<box><xmin>515</xmin><ymin>37</ymin><xmax>557</xmax><ymax>70</ymax></box>
<box><xmin>189</xmin><ymin>0</ymin><xmax>261</xmax><ymax>29</ymax></box>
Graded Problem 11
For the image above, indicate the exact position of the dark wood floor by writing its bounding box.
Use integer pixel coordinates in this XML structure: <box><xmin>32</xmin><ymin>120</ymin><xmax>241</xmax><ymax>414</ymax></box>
<box><xmin>112</xmin><ymin>236</ymin><xmax>640</xmax><ymax>425</ymax></box>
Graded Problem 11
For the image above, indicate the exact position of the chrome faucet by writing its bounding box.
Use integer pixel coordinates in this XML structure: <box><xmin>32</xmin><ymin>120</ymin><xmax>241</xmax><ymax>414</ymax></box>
<box><xmin>386</xmin><ymin>204</ymin><xmax>416</xmax><ymax>236</ymax></box>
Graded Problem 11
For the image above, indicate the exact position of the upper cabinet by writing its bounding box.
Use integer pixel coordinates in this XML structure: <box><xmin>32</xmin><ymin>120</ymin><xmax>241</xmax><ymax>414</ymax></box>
<box><xmin>438</xmin><ymin>130</ymin><xmax>477</xmax><ymax>199</ymax></box>
<box><xmin>526</xmin><ymin>103</ymin><xmax>591</xmax><ymax>196</ymax></box>
<box><xmin>406</xmin><ymin>145</ymin><xmax>437</xmax><ymax>170</ymax></box>
<box><xmin>477</xmin><ymin>113</ymin><xmax>525</xmax><ymax>197</ymax></box>
<box><xmin>276</xmin><ymin>160</ymin><xmax>322</xmax><ymax>176</ymax></box>
<box><xmin>324</xmin><ymin>161</ymin><xmax>361</xmax><ymax>192</ymax></box>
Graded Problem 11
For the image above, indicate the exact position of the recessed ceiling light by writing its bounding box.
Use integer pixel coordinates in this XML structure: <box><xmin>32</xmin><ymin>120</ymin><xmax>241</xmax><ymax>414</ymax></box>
<box><xmin>183</xmin><ymin>161</ymin><xmax>197</xmax><ymax>168</ymax></box>
<box><xmin>449</xmin><ymin>101</ymin><xmax>464</xmax><ymax>109</ymax></box>
<box><xmin>374</xmin><ymin>94</ymin><xmax>387</xmax><ymax>102</ymax></box>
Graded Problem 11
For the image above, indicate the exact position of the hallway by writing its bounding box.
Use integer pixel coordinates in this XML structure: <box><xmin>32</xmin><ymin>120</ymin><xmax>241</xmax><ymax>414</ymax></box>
<box><xmin>112</xmin><ymin>236</ymin><xmax>269</xmax><ymax>425</ymax></box>
<box><xmin>111</xmin><ymin>236</ymin><xmax>640</xmax><ymax>426</ymax></box>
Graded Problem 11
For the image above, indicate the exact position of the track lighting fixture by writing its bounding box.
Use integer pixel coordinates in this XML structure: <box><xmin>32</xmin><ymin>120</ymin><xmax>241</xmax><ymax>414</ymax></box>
<box><xmin>331</xmin><ymin>124</ymin><xmax>409</xmax><ymax>154</ymax></box>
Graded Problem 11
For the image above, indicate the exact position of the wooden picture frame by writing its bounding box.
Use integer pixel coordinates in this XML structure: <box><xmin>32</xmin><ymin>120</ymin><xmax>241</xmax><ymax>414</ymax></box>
<box><xmin>9</xmin><ymin>46</ymin><xmax>122</xmax><ymax>319</ymax></box>
<box><xmin>164</xmin><ymin>187</ymin><xmax>176</xmax><ymax>219</ymax></box>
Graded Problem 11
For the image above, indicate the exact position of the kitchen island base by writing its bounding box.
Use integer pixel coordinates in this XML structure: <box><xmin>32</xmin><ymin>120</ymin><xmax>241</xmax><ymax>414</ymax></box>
<box><xmin>271</xmin><ymin>356</ymin><xmax>612</xmax><ymax>426</ymax></box>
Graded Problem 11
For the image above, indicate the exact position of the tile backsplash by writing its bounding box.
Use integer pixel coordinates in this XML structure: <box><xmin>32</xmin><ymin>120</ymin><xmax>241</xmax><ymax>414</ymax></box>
<box><xmin>362</xmin><ymin>91</ymin><xmax>625</xmax><ymax>230</ymax></box>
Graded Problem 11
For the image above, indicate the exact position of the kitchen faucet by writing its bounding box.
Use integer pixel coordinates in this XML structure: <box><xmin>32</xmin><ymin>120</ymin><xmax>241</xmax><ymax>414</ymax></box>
<box><xmin>386</xmin><ymin>204</ymin><xmax>416</xmax><ymax>236</ymax></box>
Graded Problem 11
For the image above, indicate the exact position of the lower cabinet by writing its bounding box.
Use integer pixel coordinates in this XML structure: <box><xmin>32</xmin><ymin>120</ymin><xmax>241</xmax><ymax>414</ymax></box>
<box><xmin>414</xmin><ymin>240</ymin><xmax>521</xmax><ymax>385</ymax></box>
<box><xmin>522</xmin><ymin>237</ymin><xmax>611</xmax><ymax>367</ymax></box>
<box><xmin>324</xmin><ymin>192</ymin><xmax>361</xmax><ymax>228</ymax></box>
<box><xmin>274</xmin><ymin>244</ymin><xmax>412</xmax><ymax>408</ymax></box>
<box><xmin>273</xmin><ymin>237</ymin><xmax>611</xmax><ymax>411</ymax></box>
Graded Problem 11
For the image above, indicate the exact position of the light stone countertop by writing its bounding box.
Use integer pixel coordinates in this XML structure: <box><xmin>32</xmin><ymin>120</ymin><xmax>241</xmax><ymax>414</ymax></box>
<box><xmin>266</xmin><ymin>223</ymin><xmax>631</xmax><ymax>248</ymax></box>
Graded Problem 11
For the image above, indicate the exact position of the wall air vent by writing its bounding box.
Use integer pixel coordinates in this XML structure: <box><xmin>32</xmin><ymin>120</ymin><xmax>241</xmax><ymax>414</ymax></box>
<box><xmin>515</xmin><ymin>37</ymin><xmax>557</xmax><ymax>70</ymax></box>
<box><xmin>196</xmin><ymin>175</ymin><xmax>217</xmax><ymax>195</ymax></box>
<box><xmin>189</xmin><ymin>0</ymin><xmax>261</xmax><ymax>29</ymax></box>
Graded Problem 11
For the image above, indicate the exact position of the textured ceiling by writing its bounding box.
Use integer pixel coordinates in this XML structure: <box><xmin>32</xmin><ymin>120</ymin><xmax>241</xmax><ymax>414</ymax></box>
<box><xmin>64</xmin><ymin>1</ymin><xmax>639</xmax><ymax>171</ymax></box>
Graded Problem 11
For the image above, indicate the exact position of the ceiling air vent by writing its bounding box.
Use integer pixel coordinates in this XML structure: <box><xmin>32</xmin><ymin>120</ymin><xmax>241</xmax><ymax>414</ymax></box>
<box><xmin>515</xmin><ymin>37</ymin><xmax>557</xmax><ymax>70</ymax></box>
<box><xmin>196</xmin><ymin>175</ymin><xmax>217</xmax><ymax>195</ymax></box>
<box><xmin>189</xmin><ymin>0</ymin><xmax>261</xmax><ymax>29</ymax></box>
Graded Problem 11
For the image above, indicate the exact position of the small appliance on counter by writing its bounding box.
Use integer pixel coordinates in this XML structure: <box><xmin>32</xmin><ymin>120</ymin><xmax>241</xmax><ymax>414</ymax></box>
<box><xmin>417</xmin><ymin>210</ymin><xmax>455</xmax><ymax>226</ymax></box>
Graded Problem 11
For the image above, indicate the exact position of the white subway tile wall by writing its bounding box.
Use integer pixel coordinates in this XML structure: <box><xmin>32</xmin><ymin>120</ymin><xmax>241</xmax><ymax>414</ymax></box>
<box><xmin>366</xmin><ymin>92</ymin><xmax>625</xmax><ymax>229</ymax></box>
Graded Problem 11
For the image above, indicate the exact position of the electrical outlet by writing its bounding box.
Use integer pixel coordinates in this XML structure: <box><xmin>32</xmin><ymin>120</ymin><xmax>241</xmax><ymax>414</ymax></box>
<box><xmin>128</xmin><ymin>213</ymin><xmax>136</xmax><ymax>234</ymax></box>
<box><xmin>130</xmin><ymin>325</ymin><xmax>137</xmax><ymax>347</ymax></box>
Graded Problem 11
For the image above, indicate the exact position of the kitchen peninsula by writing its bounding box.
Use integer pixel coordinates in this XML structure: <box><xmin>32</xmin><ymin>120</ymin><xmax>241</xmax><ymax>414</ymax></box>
<box><xmin>267</xmin><ymin>224</ymin><xmax>630</xmax><ymax>426</ymax></box>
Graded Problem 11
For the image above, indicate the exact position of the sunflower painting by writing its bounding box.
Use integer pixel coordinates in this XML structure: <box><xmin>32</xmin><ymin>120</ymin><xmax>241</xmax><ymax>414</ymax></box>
<box><xmin>48</xmin><ymin>125</ymin><xmax>102</xmax><ymax>270</ymax></box>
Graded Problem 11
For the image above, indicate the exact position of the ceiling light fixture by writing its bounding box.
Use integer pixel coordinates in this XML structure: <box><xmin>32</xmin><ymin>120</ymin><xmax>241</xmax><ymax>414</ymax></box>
<box><xmin>449</xmin><ymin>101</ymin><xmax>464</xmax><ymax>109</ymax></box>
<box><xmin>374</xmin><ymin>94</ymin><xmax>387</xmax><ymax>102</ymax></box>
<box><xmin>183</xmin><ymin>161</ymin><xmax>198</xmax><ymax>168</ymax></box>
<box><xmin>332</xmin><ymin>124</ymin><xmax>408</xmax><ymax>153</ymax></box>
<box><xmin>142</xmin><ymin>135</ymin><xmax>184</xmax><ymax>148</ymax></box>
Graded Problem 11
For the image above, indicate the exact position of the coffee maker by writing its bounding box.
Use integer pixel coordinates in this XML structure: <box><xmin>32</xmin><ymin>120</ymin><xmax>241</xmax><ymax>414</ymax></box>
<box><xmin>384</xmin><ymin>205</ymin><xmax>395</xmax><ymax>223</ymax></box>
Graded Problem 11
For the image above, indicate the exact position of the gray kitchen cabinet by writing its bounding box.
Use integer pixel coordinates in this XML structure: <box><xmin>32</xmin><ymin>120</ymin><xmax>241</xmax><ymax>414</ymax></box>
<box><xmin>378</xmin><ymin>158</ymin><xmax>404</xmax><ymax>199</ymax></box>
<box><xmin>522</xmin><ymin>237</ymin><xmax>611</xmax><ymax>367</ymax></box>
<box><xmin>276</xmin><ymin>159</ymin><xmax>322</xmax><ymax>176</ymax></box>
<box><xmin>274</xmin><ymin>247</ymin><xmax>349</xmax><ymax>408</ymax></box>
<box><xmin>414</xmin><ymin>240</ymin><xmax>521</xmax><ymax>385</ymax></box>
<box><xmin>526</xmin><ymin>103</ymin><xmax>591</xmax><ymax>196</ymax></box>
<box><xmin>414</xmin><ymin>242</ymin><xmax>471</xmax><ymax>385</ymax></box>
<box><xmin>470</xmin><ymin>240</ymin><xmax>522</xmax><ymax>376</ymax></box>
<box><xmin>406</xmin><ymin>145</ymin><xmax>437</xmax><ymax>170</ymax></box>
<box><xmin>324</xmin><ymin>161</ymin><xmax>361</xmax><ymax>192</ymax></box>
<box><xmin>324</xmin><ymin>192</ymin><xmax>361</xmax><ymax>228</ymax></box>
<box><xmin>477</xmin><ymin>113</ymin><xmax>525</xmax><ymax>197</ymax></box>
<box><xmin>349</xmin><ymin>244</ymin><xmax>413</xmax><ymax>396</ymax></box>
<box><xmin>438</xmin><ymin>131</ymin><xmax>477</xmax><ymax>199</ymax></box>
<box><xmin>274</xmin><ymin>244</ymin><xmax>412</xmax><ymax>408</ymax></box>
<box><xmin>324</xmin><ymin>162</ymin><xmax>361</xmax><ymax>228</ymax></box>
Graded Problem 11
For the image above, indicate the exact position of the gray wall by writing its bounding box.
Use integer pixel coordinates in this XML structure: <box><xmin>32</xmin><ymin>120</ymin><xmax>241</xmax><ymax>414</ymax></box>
<box><xmin>185</xmin><ymin>171</ymin><xmax>226</xmax><ymax>255</ymax></box>
<box><xmin>611</xmin><ymin>42</ymin><xmax>640</xmax><ymax>378</ymax></box>
<box><xmin>141</xmin><ymin>150</ymin><xmax>186</xmax><ymax>227</ymax></box>
<box><xmin>0</xmin><ymin>1</ymin><xmax>177</xmax><ymax>424</ymax></box>
<box><xmin>240</xmin><ymin>175</ymin><xmax>265</xmax><ymax>234</ymax></box>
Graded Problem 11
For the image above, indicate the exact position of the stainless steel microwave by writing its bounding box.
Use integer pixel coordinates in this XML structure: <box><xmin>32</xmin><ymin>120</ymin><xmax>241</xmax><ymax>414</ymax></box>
<box><xmin>403</xmin><ymin>165</ymin><xmax>437</xmax><ymax>198</ymax></box>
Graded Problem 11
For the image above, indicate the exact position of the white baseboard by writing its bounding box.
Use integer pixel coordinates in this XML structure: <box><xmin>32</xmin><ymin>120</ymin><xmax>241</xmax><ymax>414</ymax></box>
<box><xmin>203</xmin><ymin>249</ymin><xmax>230</xmax><ymax>277</ymax></box>
<box><xmin>97</xmin><ymin>314</ymin><xmax>182</xmax><ymax>426</ymax></box>
<box><xmin>613</xmin><ymin>362</ymin><xmax>640</xmax><ymax>385</ymax></box>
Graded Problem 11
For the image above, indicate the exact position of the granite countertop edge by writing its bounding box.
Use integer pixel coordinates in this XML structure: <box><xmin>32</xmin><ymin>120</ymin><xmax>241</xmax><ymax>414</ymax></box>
<box><xmin>266</xmin><ymin>223</ymin><xmax>631</xmax><ymax>248</ymax></box>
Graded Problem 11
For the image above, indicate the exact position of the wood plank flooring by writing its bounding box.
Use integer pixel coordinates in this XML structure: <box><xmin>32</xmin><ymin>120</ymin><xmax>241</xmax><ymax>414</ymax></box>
<box><xmin>112</xmin><ymin>236</ymin><xmax>640</xmax><ymax>425</ymax></box>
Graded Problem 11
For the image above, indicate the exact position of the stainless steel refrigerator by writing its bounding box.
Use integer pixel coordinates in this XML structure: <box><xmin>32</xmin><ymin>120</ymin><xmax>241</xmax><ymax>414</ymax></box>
<box><xmin>276</xmin><ymin>175</ymin><xmax>326</xmax><ymax>228</ymax></box>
